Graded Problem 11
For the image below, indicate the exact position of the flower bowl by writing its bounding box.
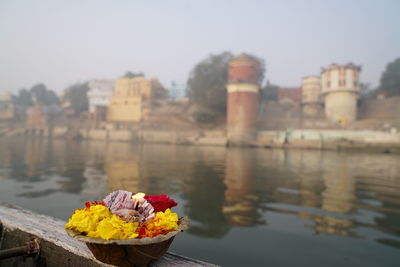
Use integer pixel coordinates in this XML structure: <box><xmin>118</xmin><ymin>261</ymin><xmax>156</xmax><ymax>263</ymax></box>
<box><xmin>66</xmin><ymin>216</ymin><xmax>189</xmax><ymax>266</ymax></box>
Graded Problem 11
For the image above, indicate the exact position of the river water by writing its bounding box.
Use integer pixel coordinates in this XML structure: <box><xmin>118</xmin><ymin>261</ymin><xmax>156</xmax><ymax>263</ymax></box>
<box><xmin>0</xmin><ymin>137</ymin><xmax>399</xmax><ymax>266</ymax></box>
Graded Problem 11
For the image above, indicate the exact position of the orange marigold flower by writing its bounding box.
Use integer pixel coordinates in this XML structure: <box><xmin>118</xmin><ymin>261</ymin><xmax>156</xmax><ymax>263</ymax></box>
<box><xmin>136</xmin><ymin>209</ymin><xmax>179</xmax><ymax>238</ymax></box>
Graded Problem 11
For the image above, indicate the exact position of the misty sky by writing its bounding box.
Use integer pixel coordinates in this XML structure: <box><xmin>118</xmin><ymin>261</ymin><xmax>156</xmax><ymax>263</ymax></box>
<box><xmin>0</xmin><ymin>0</ymin><xmax>399</xmax><ymax>94</ymax></box>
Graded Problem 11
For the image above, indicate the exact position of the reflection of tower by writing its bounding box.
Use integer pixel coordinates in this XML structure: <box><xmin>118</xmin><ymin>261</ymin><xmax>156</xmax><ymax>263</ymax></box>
<box><xmin>301</xmin><ymin>76</ymin><xmax>322</xmax><ymax>117</ymax></box>
<box><xmin>226</xmin><ymin>54</ymin><xmax>261</xmax><ymax>145</ymax></box>
<box><xmin>223</xmin><ymin>149</ymin><xmax>261</xmax><ymax>226</ymax></box>
<box><xmin>315</xmin><ymin>154</ymin><xmax>356</xmax><ymax>236</ymax></box>
<box><xmin>321</xmin><ymin>63</ymin><xmax>361</xmax><ymax>125</ymax></box>
<box><xmin>295</xmin><ymin>152</ymin><xmax>357</xmax><ymax>237</ymax></box>
<box><xmin>298</xmin><ymin>151</ymin><xmax>324</xmax><ymax>208</ymax></box>
<box><xmin>322</xmin><ymin>157</ymin><xmax>355</xmax><ymax>214</ymax></box>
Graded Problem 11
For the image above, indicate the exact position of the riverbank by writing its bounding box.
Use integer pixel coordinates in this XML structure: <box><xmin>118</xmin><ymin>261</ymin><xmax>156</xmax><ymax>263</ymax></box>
<box><xmin>1</xmin><ymin>126</ymin><xmax>400</xmax><ymax>154</ymax></box>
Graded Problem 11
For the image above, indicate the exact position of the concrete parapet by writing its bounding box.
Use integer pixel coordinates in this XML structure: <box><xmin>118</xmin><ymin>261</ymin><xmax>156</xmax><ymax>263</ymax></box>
<box><xmin>108</xmin><ymin>130</ymin><xmax>135</xmax><ymax>142</ymax></box>
<box><xmin>88</xmin><ymin>129</ymin><xmax>108</xmax><ymax>140</ymax></box>
<box><xmin>196</xmin><ymin>137</ymin><xmax>227</xmax><ymax>146</ymax></box>
<box><xmin>257</xmin><ymin>132</ymin><xmax>277</xmax><ymax>146</ymax></box>
<box><xmin>256</xmin><ymin>129</ymin><xmax>400</xmax><ymax>152</ymax></box>
<box><xmin>203</xmin><ymin>130</ymin><xmax>226</xmax><ymax>138</ymax></box>
<box><xmin>53</xmin><ymin>127</ymin><xmax>68</xmax><ymax>137</ymax></box>
<box><xmin>139</xmin><ymin>130</ymin><xmax>180</xmax><ymax>144</ymax></box>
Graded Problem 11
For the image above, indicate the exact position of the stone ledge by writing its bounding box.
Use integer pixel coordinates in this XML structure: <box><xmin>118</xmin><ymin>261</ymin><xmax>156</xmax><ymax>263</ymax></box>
<box><xmin>0</xmin><ymin>202</ymin><xmax>219</xmax><ymax>267</ymax></box>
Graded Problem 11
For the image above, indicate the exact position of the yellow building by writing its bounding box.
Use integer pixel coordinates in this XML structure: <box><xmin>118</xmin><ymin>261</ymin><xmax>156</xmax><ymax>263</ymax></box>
<box><xmin>301</xmin><ymin>76</ymin><xmax>322</xmax><ymax>116</ymax></box>
<box><xmin>107</xmin><ymin>77</ymin><xmax>163</xmax><ymax>123</ymax></box>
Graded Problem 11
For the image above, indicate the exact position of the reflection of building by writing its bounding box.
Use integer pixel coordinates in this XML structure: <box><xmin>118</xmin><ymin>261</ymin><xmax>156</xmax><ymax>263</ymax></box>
<box><xmin>301</xmin><ymin>76</ymin><xmax>322</xmax><ymax>116</ymax></box>
<box><xmin>278</xmin><ymin>87</ymin><xmax>302</xmax><ymax>103</ymax></box>
<box><xmin>322</xmin><ymin>163</ymin><xmax>355</xmax><ymax>214</ymax></box>
<box><xmin>308</xmin><ymin>154</ymin><xmax>355</xmax><ymax>236</ymax></box>
<box><xmin>107</xmin><ymin>77</ymin><xmax>165</xmax><ymax>123</ymax></box>
<box><xmin>87</xmin><ymin>79</ymin><xmax>114</xmax><ymax>113</ymax></box>
<box><xmin>223</xmin><ymin>149</ymin><xmax>262</xmax><ymax>226</ymax></box>
<box><xmin>226</xmin><ymin>53</ymin><xmax>261</xmax><ymax>145</ymax></box>
<box><xmin>321</xmin><ymin>63</ymin><xmax>361</xmax><ymax>125</ymax></box>
<box><xmin>298</xmin><ymin>152</ymin><xmax>324</xmax><ymax>209</ymax></box>
<box><xmin>105</xmin><ymin>158</ymin><xmax>141</xmax><ymax>192</ymax></box>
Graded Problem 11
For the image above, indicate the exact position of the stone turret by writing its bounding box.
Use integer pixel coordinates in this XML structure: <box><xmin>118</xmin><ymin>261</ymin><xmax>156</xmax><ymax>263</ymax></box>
<box><xmin>321</xmin><ymin>63</ymin><xmax>361</xmax><ymax>126</ymax></box>
<box><xmin>226</xmin><ymin>53</ymin><xmax>261</xmax><ymax>145</ymax></box>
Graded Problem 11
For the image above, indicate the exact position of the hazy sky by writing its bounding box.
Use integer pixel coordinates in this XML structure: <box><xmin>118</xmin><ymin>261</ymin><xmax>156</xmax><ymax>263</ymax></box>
<box><xmin>0</xmin><ymin>0</ymin><xmax>399</xmax><ymax>94</ymax></box>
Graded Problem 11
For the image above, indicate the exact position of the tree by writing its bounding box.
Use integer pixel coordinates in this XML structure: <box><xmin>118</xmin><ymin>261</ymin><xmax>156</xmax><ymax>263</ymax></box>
<box><xmin>261</xmin><ymin>81</ymin><xmax>279</xmax><ymax>101</ymax></box>
<box><xmin>62</xmin><ymin>82</ymin><xmax>89</xmax><ymax>114</ymax></box>
<box><xmin>12</xmin><ymin>84</ymin><xmax>59</xmax><ymax>107</ymax></box>
<box><xmin>122</xmin><ymin>71</ymin><xmax>145</xmax><ymax>78</ymax></box>
<box><xmin>188</xmin><ymin>52</ymin><xmax>233</xmax><ymax>113</ymax></box>
<box><xmin>379</xmin><ymin>57</ymin><xmax>400</xmax><ymax>97</ymax></box>
<box><xmin>188</xmin><ymin>52</ymin><xmax>266</xmax><ymax>114</ymax></box>
<box><xmin>13</xmin><ymin>89</ymin><xmax>33</xmax><ymax>107</ymax></box>
<box><xmin>30</xmin><ymin>83</ymin><xmax>60</xmax><ymax>105</ymax></box>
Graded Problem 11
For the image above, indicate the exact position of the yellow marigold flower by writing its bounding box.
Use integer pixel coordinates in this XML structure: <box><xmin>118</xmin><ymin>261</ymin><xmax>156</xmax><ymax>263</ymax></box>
<box><xmin>65</xmin><ymin>205</ymin><xmax>110</xmax><ymax>233</ymax></box>
<box><xmin>152</xmin><ymin>209</ymin><xmax>179</xmax><ymax>231</ymax></box>
<box><xmin>65</xmin><ymin>204</ymin><xmax>139</xmax><ymax>240</ymax></box>
<box><xmin>88</xmin><ymin>215</ymin><xmax>138</xmax><ymax>240</ymax></box>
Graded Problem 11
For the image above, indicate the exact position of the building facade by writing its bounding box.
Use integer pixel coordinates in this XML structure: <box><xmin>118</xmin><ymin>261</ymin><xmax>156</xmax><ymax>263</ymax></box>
<box><xmin>301</xmin><ymin>76</ymin><xmax>322</xmax><ymax>116</ymax></box>
<box><xmin>107</xmin><ymin>77</ymin><xmax>162</xmax><ymax>123</ymax></box>
<box><xmin>226</xmin><ymin>53</ymin><xmax>261</xmax><ymax>145</ymax></box>
<box><xmin>278</xmin><ymin>87</ymin><xmax>302</xmax><ymax>103</ymax></box>
<box><xmin>168</xmin><ymin>82</ymin><xmax>188</xmax><ymax>99</ymax></box>
<box><xmin>321</xmin><ymin>63</ymin><xmax>361</xmax><ymax>125</ymax></box>
<box><xmin>87</xmin><ymin>79</ymin><xmax>114</xmax><ymax>113</ymax></box>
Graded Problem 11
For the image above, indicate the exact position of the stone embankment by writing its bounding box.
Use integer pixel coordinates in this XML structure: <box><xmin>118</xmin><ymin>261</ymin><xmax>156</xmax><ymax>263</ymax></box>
<box><xmin>1</xmin><ymin>126</ymin><xmax>400</xmax><ymax>153</ymax></box>
<box><xmin>257</xmin><ymin>129</ymin><xmax>400</xmax><ymax>153</ymax></box>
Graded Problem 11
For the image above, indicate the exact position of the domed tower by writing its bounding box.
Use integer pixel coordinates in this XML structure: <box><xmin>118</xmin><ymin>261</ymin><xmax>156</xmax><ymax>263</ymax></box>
<box><xmin>321</xmin><ymin>63</ymin><xmax>361</xmax><ymax>126</ymax></box>
<box><xmin>302</xmin><ymin>76</ymin><xmax>322</xmax><ymax>116</ymax></box>
<box><xmin>226</xmin><ymin>53</ymin><xmax>261</xmax><ymax>145</ymax></box>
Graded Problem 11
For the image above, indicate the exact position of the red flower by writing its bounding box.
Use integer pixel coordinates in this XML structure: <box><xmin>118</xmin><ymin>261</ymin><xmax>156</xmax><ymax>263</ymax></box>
<box><xmin>144</xmin><ymin>195</ymin><xmax>177</xmax><ymax>212</ymax></box>
<box><xmin>84</xmin><ymin>201</ymin><xmax>106</xmax><ymax>209</ymax></box>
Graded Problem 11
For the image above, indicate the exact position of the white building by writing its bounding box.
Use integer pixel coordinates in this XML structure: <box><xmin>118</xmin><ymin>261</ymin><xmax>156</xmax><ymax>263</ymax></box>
<box><xmin>321</xmin><ymin>63</ymin><xmax>361</xmax><ymax>125</ymax></box>
<box><xmin>87</xmin><ymin>79</ymin><xmax>114</xmax><ymax>112</ymax></box>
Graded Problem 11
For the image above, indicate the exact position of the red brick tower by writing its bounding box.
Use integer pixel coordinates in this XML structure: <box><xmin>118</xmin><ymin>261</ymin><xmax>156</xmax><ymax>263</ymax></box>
<box><xmin>226</xmin><ymin>53</ymin><xmax>260</xmax><ymax>145</ymax></box>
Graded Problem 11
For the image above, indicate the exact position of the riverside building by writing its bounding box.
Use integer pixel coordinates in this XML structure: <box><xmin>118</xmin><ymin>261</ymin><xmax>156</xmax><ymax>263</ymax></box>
<box><xmin>226</xmin><ymin>53</ymin><xmax>261</xmax><ymax>145</ymax></box>
<box><xmin>321</xmin><ymin>63</ymin><xmax>361</xmax><ymax>125</ymax></box>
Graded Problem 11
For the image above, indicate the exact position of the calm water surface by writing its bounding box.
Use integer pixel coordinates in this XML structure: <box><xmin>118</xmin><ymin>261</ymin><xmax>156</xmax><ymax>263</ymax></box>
<box><xmin>0</xmin><ymin>137</ymin><xmax>400</xmax><ymax>267</ymax></box>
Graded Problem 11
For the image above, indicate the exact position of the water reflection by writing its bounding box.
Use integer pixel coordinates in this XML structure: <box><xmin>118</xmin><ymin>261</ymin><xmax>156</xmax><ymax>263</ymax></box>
<box><xmin>0</xmin><ymin>137</ymin><xmax>400</xmax><ymax>249</ymax></box>
<box><xmin>223</xmin><ymin>149</ymin><xmax>265</xmax><ymax>227</ymax></box>
<box><xmin>183</xmin><ymin>163</ymin><xmax>230</xmax><ymax>238</ymax></box>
